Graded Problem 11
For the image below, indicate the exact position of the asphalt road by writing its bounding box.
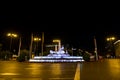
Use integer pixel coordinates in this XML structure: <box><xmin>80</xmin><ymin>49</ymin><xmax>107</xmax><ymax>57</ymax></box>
<box><xmin>1</xmin><ymin>59</ymin><xmax>119</xmax><ymax>80</ymax></box>
<box><xmin>80</xmin><ymin>59</ymin><xmax>120</xmax><ymax>80</ymax></box>
<box><xmin>0</xmin><ymin>61</ymin><xmax>78</xmax><ymax>80</ymax></box>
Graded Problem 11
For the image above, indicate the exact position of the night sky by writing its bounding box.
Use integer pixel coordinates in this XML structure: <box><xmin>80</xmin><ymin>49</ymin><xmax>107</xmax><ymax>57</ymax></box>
<box><xmin>0</xmin><ymin>16</ymin><xmax>120</xmax><ymax>54</ymax></box>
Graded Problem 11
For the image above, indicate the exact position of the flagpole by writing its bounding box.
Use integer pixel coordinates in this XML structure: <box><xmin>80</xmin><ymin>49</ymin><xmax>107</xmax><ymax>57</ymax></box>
<box><xmin>94</xmin><ymin>36</ymin><xmax>98</xmax><ymax>61</ymax></box>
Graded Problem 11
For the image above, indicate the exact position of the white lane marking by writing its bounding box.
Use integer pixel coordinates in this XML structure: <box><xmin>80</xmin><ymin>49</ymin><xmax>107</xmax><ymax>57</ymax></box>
<box><xmin>74</xmin><ymin>63</ymin><xmax>80</xmax><ymax>80</ymax></box>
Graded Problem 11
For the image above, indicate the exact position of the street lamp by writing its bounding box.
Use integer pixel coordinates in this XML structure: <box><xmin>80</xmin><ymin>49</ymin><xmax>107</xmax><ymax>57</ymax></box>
<box><xmin>33</xmin><ymin>37</ymin><xmax>41</xmax><ymax>56</ymax></box>
<box><xmin>53</xmin><ymin>39</ymin><xmax>61</xmax><ymax>51</ymax></box>
<box><xmin>107</xmin><ymin>37</ymin><xmax>115</xmax><ymax>41</ymax></box>
<box><xmin>106</xmin><ymin>36</ymin><xmax>116</xmax><ymax>57</ymax></box>
<box><xmin>7</xmin><ymin>33</ymin><xmax>18</xmax><ymax>51</ymax></box>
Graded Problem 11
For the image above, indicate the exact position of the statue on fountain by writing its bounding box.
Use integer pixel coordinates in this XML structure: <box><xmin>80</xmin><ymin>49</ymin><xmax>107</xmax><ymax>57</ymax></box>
<box><xmin>48</xmin><ymin>46</ymin><xmax>70</xmax><ymax>57</ymax></box>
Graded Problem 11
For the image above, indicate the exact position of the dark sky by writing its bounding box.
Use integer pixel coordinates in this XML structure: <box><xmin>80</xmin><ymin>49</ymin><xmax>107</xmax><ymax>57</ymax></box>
<box><xmin>0</xmin><ymin>15</ymin><xmax>120</xmax><ymax>54</ymax></box>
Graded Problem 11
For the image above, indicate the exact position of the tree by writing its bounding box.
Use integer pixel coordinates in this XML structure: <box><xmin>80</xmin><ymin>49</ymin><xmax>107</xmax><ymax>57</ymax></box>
<box><xmin>17</xmin><ymin>49</ymin><xmax>29</xmax><ymax>62</ymax></box>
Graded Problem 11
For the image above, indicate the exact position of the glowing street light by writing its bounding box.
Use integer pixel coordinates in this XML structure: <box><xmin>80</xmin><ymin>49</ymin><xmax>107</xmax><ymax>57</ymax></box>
<box><xmin>107</xmin><ymin>37</ymin><xmax>116</xmax><ymax>41</ymax></box>
<box><xmin>106</xmin><ymin>36</ymin><xmax>116</xmax><ymax>57</ymax></box>
<box><xmin>53</xmin><ymin>39</ymin><xmax>61</xmax><ymax>51</ymax></box>
<box><xmin>7</xmin><ymin>33</ymin><xmax>18</xmax><ymax>51</ymax></box>
<box><xmin>33</xmin><ymin>37</ymin><xmax>41</xmax><ymax>56</ymax></box>
<box><xmin>34</xmin><ymin>38</ymin><xmax>41</xmax><ymax>41</ymax></box>
<box><xmin>29</xmin><ymin>32</ymin><xmax>44</xmax><ymax>58</ymax></box>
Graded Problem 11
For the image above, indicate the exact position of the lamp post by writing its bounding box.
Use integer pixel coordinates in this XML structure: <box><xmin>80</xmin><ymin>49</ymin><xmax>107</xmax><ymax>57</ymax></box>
<box><xmin>7</xmin><ymin>33</ymin><xmax>18</xmax><ymax>51</ymax></box>
<box><xmin>41</xmin><ymin>32</ymin><xmax>44</xmax><ymax>56</ymax></box>
<box><xmin>33</xmin><ymin>37</ymin><xmax>41</xmax><ymax>56</ymax></box>
<box><xmin>53</xmin><ymin>39</ymin><xmax>61</xmax><ymax>51</ymax></box>
<box><xmin>106</xmin><ymin>36</ymin><xmax>116</xmax><ymax>57</ymax></box>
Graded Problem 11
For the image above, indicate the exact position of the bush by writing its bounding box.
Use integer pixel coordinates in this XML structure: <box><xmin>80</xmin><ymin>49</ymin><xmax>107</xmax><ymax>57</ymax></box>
<box><xmin>17</xmin><ymin>54</ymin><xmax>26</xmax><ymax>62</ymax></box>
<box><xmin>0</xmin><ymin>50</ymin><xmax>13</xmax><ymax>60</ymax></box>
<box><xmin>17</xmin><ymin>49</ymin><xmax>29</xmax><ymax>62</ymax></box>
<box><xmin>83</xmin><ymin>52</ymin><xmax>90</xmax><ymax>62</ymax></box>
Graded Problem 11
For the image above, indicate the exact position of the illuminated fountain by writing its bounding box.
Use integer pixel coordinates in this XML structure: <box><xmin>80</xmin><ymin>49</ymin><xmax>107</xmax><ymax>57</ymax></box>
<box><xmin>48</xmin><ymin>46</ymin><xmax>70</xmax><ymax>57</ymax></box>
<box><xmin>29</xmin><ymin>39</ymin><xmax>84</xmax><ymax>62</ymax></box>
<box><xmin>29</xmin><ymin>46</ymin><xmax>84</xmax><ymax>62</ymax></box>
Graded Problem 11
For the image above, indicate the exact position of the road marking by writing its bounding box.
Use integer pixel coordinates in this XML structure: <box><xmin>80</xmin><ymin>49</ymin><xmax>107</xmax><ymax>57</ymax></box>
<box><xmin>49</xmin><ymin>78</ymin><xmax>73</xmax><ymax>80</ymax></box>
<box><xmin>12</xmin><ymin>78</ymin><xmax>42</xmax><ymax>80</ymax></box>
<box><xmin>74</xmin><ymin>63</ymin><xmax>80</xmax><ymax>80</ymax></box>
<box><xmin>0</xmin><ymin>73</ymin><xmax>20</xmax><ymax>75</ymax></box>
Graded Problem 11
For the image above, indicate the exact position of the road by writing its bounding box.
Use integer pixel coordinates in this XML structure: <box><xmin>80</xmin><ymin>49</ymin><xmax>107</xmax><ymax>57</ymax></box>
<box><xmin>0</xmin><ymin>61</ymin><xmax>79</xmax><ymax>80</ymax></box>
<box><xmin>80</xmin><ymin>59</ymin><xmax>120</xmax><ymax>80</ymax></box>
<box><xmin>1</xmin><ymin>59</ymin><xmax>119</xmax><ymax>80</ymax></box>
